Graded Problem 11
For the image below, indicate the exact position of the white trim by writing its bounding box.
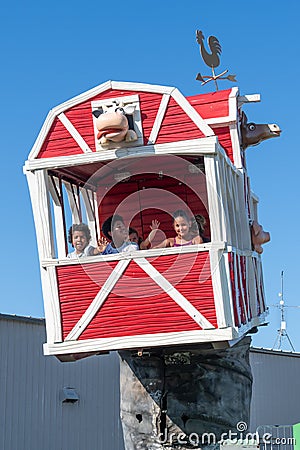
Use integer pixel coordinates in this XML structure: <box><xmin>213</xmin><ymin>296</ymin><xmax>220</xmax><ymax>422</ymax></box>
<box><xmin>111</xmin><ymin>80</ymin><xmax>176</xmax><ymax>95</ymax></box>
<box><xmin>58</xmin><ymin>113</ymin><xmax>93</xmax><ymax>153</ymax></box>
<box><xmin>237</xmin><ymin>313</ymin><xmax>267</xmax><ymax>338</ymax></box>
<box><xmin>24</xmin><ymin>136</ymin><xmax>219</xmax><ymax>172</ymax></box>
<box><xmin>224</xmin><ymin>252</ymin><xmax>235</xmax><ymax>326</ymax></box>
<box><xmin>253</xmin><ymin>257</ymin><xmax>264</xmax><ymax>313</ymax></box>
<box><xmin>26</xmin><ymin>170</ymin><xmax>54</xmax><ymax>259</ymax></box>
<box><xmin>64</xmin><ymin>181</ymin><xmax>81</xmax><ymax>224</ymax></box>
<box><xmin>226</xmin><ymin>168</ymin><xmax>238</xmax><ymax>246</ymax></box>
<box><xmin>204</xmin><ymin>154</ymin><xmax>227</xmax><ymax>242</ymax></box>
<box><xmin>228</xmin><ymin>87</ymin><xmax>239</xmax><ymax>121</ymax></box>
<box><xmin>44</xmin><ymin>327</ymin><xmax>237</xmax><ymax>355</ymax></box>
<box><xmin>40</xmin><ymin>242</ymin><xmax>226</xmax><ymax>268</ymax></box>
<box><xmin>171</xmin><ymin>88</ymin><xmax>214</xmax><ymax>137</ymax></box>
<box><xmin>93</xmin><ymin>190</ymin><xmax>101</xmax><ymax>239</ymax></box>
<box><xmin>43</xmin><ymin>266</ymin><xmax>62</xmax><ymax>343</ymax></box>
<box><xmin>250</xmin><ymin>190</ymin><xmax>259</xmax><ymax>203</ymax></box>
<box><xmin>51</xmin><ymin>80</ymin><xmax>112</xmax><ymax>115</ymax></box>
<box><xmin>80</xmin><ymin>187</ymin><xmax>98</xmax><ymax>244</ymax></box>
<box><xmin>209</xmin><ymin>248</ymin><xmax>225</xmax><ymax>326</ymax></box>
<box><xmin>147</xmin><ymin>94</ymin><xmax>170</xmax><ymax>144</ymax></box>
<box><xmin>237</xmin><ymin>93</ymin><xmax>261</xmax><ymax>108</ymax></box>
<box><xmin>216</xmin><ymin>155</ymin><xmax>231</xmax><ymax>243</ymax></box>
<box><xmin>135</xmin><ymin>258</ymin><xmax>214</xmax><ymax>330</ymax></box>
<box><xmin>217</xmin><ymin>141</ymin><xmax>241</xmax><ymax>176</ymax></box>
<box><xmin>47</xmin><ymin>81</ymin><xmax>174</xmax><ymax>118</ymax></box>
<box><xmin>205</xmin><ymin>117</ymin><xmax>236</xmax><ymax>126</ymax></box>
<box><xmin>91</xmin><ymin>93</ymin><xmax>140</xmax><ymax>107</ymax></box>
<box><xmin>233</xmin><ymin>252</ymin><xmax>241</xmax><ymax>326</ymax></box>
<box><xmin>230</xmin><ymin>122</ymin><xmax>242</xmax><ymax>168</ymax></box>
<box><xmin>204</xmin><ymin>87</ymin><xmax>239</xmax><ymax>125</ymax></box>
<box><xmin>48</xmin><ymin>176</ymin><xmax>66</xmax><ymax>259</ymax></box>
<box><xmin>245</xmin><ymin>256</ymin><xmax>251</xmax><ymax>317</ymax></box>
<box><xmin>27</xmin><ymin>110</ymin><xmax>60</xmax><ymax>161</ymax></box>
<box><xmin>26</xmin><ymin>171</ymin><xmax>61</xmax><ymax>343</ymax></box>
<box><xmin>65</xmin><ymin>259</ymin><xmax>131</xmax><ymax>340</ymax></box>
<box><xmin>237</xmin><ymin>173</ymin><xmax>252</xmax><ymax>249</ymax></box>
<box><xmin>63</xmin><ymin>181</ymin><xmax>82</xmax><ymax>223</ymax></box>
<box><xmin>209</xmin><ymin>250</ymin><xmax>232</xmax><ymax>329</ymax></box>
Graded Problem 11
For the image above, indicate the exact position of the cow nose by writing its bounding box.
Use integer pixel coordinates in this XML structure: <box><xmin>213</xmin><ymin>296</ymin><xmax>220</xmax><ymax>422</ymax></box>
<box><xmin>270</xmin><ymin>124</ymin><xmax>281</xmax><ymax>132</ymax></box>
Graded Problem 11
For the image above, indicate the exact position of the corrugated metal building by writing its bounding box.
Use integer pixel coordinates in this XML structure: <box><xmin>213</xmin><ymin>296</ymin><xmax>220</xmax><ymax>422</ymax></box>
<box><xmin>250</xmin><ymin>347</ymin><xmax>300</xmax><ymax>430</ymax></box>
<box><xmin>0</xmin><ymin>314</ymin><xmax>124</xmax><ymax>450</ymax></box>
<box><xmin>1</xmin><ymin>314</ymin><xmax>300</xmax><ymax>449</ymax></box>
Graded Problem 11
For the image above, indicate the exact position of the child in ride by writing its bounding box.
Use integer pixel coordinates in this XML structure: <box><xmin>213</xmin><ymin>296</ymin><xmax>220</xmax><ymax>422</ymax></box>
<box><xmin>67</xmin><ymin>223</ymin><xmax>107</xmax><ymax>258</ymax></box>
<box><xmin>153</xmin><ymin>210</ymin><xmax>203</xmax><ymax>248</ymax></box>
<box><xmin>129</xmin><ymin>219</ymin><xmax>160</xmax><ymax>250</ymax></box>
<box><xmin>101</xmin><ymin>215</ymin><xmax>139</xmax><ymax>254</ymax></box>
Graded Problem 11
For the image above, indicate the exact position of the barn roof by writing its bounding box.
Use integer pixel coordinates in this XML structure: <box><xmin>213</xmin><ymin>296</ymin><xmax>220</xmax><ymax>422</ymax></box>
<box><xmin>27</xmin><ymin>81</ymin><xmax>240</xmax><ymax>163</ymax></box>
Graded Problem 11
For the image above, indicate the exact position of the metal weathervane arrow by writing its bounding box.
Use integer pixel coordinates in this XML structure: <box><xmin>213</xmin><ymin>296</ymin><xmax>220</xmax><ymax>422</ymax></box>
<box><xmin>195</xmin><ymin>29</ymin><xmax>236</xmax><ymax>91</ymax></box>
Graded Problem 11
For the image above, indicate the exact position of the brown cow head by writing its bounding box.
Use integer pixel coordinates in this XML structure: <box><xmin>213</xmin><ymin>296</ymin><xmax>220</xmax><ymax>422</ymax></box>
<box><xmin>240</xmin><ymin>112</ymin><xmax>281</xmax><ymax>150</ymax></box>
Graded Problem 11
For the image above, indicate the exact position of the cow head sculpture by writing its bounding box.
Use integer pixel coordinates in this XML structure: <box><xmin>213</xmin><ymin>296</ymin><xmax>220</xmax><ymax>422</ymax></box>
<box><xmin>93</xmin><ymin>101</ymin><xmax>138</xmax><ymax>146</ymax></box>
<box><xmin>240</xmin><ymin>111</ymin><xmax>281</xmax><ymax>150</ymax></box>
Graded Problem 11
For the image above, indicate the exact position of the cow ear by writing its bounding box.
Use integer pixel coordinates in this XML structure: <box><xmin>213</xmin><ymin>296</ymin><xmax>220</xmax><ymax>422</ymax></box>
<box><xmin>241</xmin><ymin>111</ymin><xmax>247</xmax><ymax>126</ymax></box>
<box><xmin>126</xmin><ymin>114</ymin><xmax>135</xmax><ymax>130</ymax></box>
<box><xmin>92</xmin><ymin>107</ymin><xmax>103</xmax><ymax>118</ymax></box>
<box><xmin>124</xmin><ymin>104</ymin><xmax>135</xmax><ymax>115</ymax></box>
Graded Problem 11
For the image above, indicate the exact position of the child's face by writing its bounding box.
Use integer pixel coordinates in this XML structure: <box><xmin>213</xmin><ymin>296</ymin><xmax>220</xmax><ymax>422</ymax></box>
<box><xmin>72</xmin><ymin>230</ymin><xmax>88</xmax><ymax>253</ymax></box>
<box><xmin>129</xmin><ymin>232</ymin><xmax>139</xmax><ymax>243</ymax></box>
<box><xmin>111</xmin><ymin>220</ymin><xmax>128</xmax><ymax>245</ymax></box>
<box><xmin>173</xmin><ymin>216</ymin><xmax>190</xmax><ymax>239</ymax></box>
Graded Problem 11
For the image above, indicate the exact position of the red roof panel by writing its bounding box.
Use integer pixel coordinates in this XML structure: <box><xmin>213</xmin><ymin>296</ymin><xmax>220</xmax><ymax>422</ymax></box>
<box><xmin>187</xmin><ymin>88</ymin><xmax>232</xmax><ymax>119</ymax></box>
<box><xmin>156</xmin><ymin>96</ymin><xmax>206</xmax><ymax>144</ymax></box>
<box><xmin>36</xmin><ymin>85</ymin><xmax>235</xmax><ymax>160</ymax></box>
<box><xmin>38</xmin><ymin>117</ymin><xmax>84</xmax><ymax>158</ymax></box>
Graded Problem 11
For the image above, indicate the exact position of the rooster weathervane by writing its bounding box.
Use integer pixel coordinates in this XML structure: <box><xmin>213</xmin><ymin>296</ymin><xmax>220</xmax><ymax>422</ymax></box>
<box><xmin>196</xmin><ymin>30</ymin><xmax>236</xmax><ymax>91</ymax></box>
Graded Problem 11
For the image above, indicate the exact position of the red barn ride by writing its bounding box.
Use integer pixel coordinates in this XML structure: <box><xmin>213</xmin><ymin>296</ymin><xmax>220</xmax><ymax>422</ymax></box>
<box><xmin>24</xmin><ymin>81</ymin><xmax>276</xmax><ymax>360</ymax></box>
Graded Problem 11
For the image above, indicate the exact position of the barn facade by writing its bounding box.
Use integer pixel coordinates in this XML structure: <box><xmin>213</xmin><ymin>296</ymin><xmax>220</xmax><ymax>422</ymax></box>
<box><xmin>24</xmin><ymin>81</ymin><xmax>268</xmax><ymax>359</ymax></box>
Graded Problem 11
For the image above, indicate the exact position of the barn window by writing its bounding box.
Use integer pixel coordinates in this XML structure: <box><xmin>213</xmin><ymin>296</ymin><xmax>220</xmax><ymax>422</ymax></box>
<box><xmin>31</xmin><ymin>148</ymin><xmax>251</xmax><ymax>261</ymax></box>
<box><xmin>47</xmin><ymin>172</ymin><xmax>100</xmax><ymax>258</ymax></box>
<box><xmin>43</xmin><ymin>154</ymin><xmax>213</xmax><ymax>258</ymax></box>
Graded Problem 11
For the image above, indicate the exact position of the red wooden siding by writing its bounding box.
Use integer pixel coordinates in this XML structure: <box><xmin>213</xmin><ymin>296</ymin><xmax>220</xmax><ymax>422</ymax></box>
<box><xmin>187</xmin><ymin>89</ymin><xmax>234</xmax><ymax>161</ymax></box>
<box><xmin>38</xmin><ymin>117</ymin><xmax>84</xmax><ymax>158</ymax></box>
<box><xmin>155</xmin><ymin>97</ymin><xmax>206</xmax><ymax>144</ymax></box>
<box><xmin>187</xmin><ymin>89</ymin><xmax>231</xmax><ymax>119</ymax></box>
<box><xmin>57</xmin><ymin>252</ymin><xmax>216</xmax><ymax>341</ymax></box>
<box><xmin>149</xmin><ymin>252</ymin><xmax>217</xmax><ymax>326</ymax></box>
<box><xmin>211</xmin><ymin>125</ymin><xmax>233</xmax><ymax>162</ymax></box>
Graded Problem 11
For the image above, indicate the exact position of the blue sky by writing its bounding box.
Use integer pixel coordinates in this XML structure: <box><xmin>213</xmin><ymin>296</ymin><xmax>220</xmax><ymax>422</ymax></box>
<box><xmin>1</xmin><ymin>0</ymin><xmax>299</xmax><ymax>350</ymax></box>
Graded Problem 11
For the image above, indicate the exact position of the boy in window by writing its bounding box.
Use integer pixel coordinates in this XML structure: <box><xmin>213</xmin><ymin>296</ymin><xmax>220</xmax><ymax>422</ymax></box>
<box><xmin>101</xmin><ymin>215</ymin><xmax>139</xmax><ymax>255</ymax></box>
